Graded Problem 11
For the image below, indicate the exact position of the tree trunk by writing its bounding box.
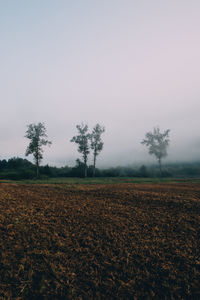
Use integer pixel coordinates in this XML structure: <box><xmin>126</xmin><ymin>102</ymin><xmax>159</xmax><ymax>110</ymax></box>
<box><xmin>36</xmin><ymin>159</ymin><xmax>39</xmax><ymax>178</ymax></box>
<box><xmin>84</xmin><ymin>158</ymin><xmax>87</xmax><ymax>178</ymax></box>
<box><xmin>93</xmin><ymin>155</ymin><xmax>96</xmax><ymax>177</ymax></box>
<box><xmin>36</xmin><ymin>146</ymin><xmax>39</xmax><ymax>178</ymax></box>
<box><xmin>158</xmin><ymin>158</ymin><xmax>162</xmax><ymax>177</ymax></box>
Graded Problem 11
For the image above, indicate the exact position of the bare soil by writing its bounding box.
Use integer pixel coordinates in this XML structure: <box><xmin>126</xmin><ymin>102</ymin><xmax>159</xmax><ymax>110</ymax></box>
<box><xmin>0</xmin><ymin>182</ymin><xmax>200</xmax><ymax>299</ymax></box>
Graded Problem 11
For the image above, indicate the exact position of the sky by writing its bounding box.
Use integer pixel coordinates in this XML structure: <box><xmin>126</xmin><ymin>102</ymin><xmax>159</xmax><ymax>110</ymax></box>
<box><xmin>0</xmin><ymin>0</ymin><xmax>200</xmax><ymax>167</ymax></box>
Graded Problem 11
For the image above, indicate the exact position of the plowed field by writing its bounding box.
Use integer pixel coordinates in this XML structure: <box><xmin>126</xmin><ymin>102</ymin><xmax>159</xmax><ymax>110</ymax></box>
<box><xmin>0</xmin><ymin>182</ymin><xmax>200</xmax><ymax>299</ymax></box>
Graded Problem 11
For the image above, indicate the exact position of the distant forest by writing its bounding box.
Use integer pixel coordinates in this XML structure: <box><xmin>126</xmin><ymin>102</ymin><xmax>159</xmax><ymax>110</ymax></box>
<box><xmin>0</xmin><ymin>157</ymin><xmax>200</xmax><ymax>180</ymax></box>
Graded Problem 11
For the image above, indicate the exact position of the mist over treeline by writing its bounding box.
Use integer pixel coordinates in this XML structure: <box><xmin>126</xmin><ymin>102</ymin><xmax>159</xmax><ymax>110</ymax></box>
<box><xmin>0</xmin><ymin>157</ymin><xmax>200</xmax><ymax>180</ymax></box>
<box><xmin>0</xmin><ymin>122</ymin><xmax>199</xmax><ymax>180</ymax></box>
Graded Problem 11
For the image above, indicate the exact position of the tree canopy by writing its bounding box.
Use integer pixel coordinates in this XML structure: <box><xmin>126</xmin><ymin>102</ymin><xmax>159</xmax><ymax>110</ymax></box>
<box><xmin>141</xmin><ymin>126</ymin><xmax>170</xmax><ymax>175</ymax></box>
<box><xmin>70</xmin><ymin>123</ymin><xmax>91</xmax><ymax>177</ymax></box>
<box><xmin>25</xmin><ymin>122</ymin><xmax>51</xmax><ymax>177</ymax></box>
<box><xmin>90</xmin><ymin>124</ymin><xmax>105</xmax><ymax>176</ymax></box>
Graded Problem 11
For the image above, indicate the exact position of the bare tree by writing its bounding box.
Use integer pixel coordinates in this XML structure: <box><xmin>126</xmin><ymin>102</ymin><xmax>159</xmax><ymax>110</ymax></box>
<box><xmin>25</xmin><ymin>122</ymin><xmax>52</xmax><ymax>177</ymax></box>
<box><xmin>70</xmin><ymin>123</ymin><xmax>90</xmax><ymax>178</ymax></box>
<box><xmin>90</xmin><ymin>124</ymin><xmax>105</xmax><ymax>177</ymax></box>
<box><xmin>141</xmin><ymin>126</ymin><xmax>170</xmax><ymax>175</ymax></box>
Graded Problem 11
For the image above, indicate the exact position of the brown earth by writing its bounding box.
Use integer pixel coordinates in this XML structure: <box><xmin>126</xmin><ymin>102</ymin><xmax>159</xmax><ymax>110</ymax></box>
<box><xmin>0</xmin><ymin>182</ymin><xmax>200</xmax><ymax>299</ymax></box>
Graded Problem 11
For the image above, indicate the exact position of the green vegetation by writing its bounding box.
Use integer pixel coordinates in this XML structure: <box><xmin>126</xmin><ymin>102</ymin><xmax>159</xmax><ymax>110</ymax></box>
<box><xmin>1</xmin><ymin>122</ymin><xmax>199</xmax><ymax>181</ymax></box>
<box><xmin>25</xmin><ymin>122</ymin><xmax>52</xmax><ymax>177</ymax></box>
<box><xmin>141</xmin><ymin>126</ymin><xmax>170</xmax><ymax>175</ymax></box>
<box><xmin>0</xmin><ymin>157</ymin><xmax>200</xmax><ymax>181</ymax></box>
<box><xmin>70</xmin><ymin>123</ymin><xmax>105</xmax><ymax>177</ymax></box>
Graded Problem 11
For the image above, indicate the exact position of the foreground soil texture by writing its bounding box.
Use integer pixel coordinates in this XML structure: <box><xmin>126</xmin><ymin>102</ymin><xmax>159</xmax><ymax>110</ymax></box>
<box><xmin>0</xmin><ymin>182</ymin><xmax>200</xmax><ymax>299</ymax></box>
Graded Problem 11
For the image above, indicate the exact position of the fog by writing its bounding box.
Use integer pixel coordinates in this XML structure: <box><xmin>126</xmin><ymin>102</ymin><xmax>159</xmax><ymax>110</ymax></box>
<box><xmin>0</xmin><ymin>1</ymin><xmax>200</xmax><ymax>167</ymax></box>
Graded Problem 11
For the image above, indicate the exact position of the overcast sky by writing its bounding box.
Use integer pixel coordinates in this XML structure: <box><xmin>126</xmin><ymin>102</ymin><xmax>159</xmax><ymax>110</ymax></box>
<box><xmin>0</xmin><ymin>0</ymin><xmax>200</xmax><ymax>167</ymax></box>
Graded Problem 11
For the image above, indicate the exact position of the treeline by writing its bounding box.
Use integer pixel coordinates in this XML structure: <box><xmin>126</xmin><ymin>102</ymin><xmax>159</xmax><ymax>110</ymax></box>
<box><xmin>0</xmin><ymin>157</ymin><xmax>200</xmax><ymax>180</ymax></box>
<box><xmin>25</xmin><ymin>122</ymin><xmax>105</xmax><ymax>178</ymax></box>
<box><xmin>23</xmin><ymin>122</ymin><xmax>171</xmax><ymax>178</ymax></box>
<box><xmin>1</xmin><ymin>122</ymin><xmax>199</xmax><ymax>179</ymax></box>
